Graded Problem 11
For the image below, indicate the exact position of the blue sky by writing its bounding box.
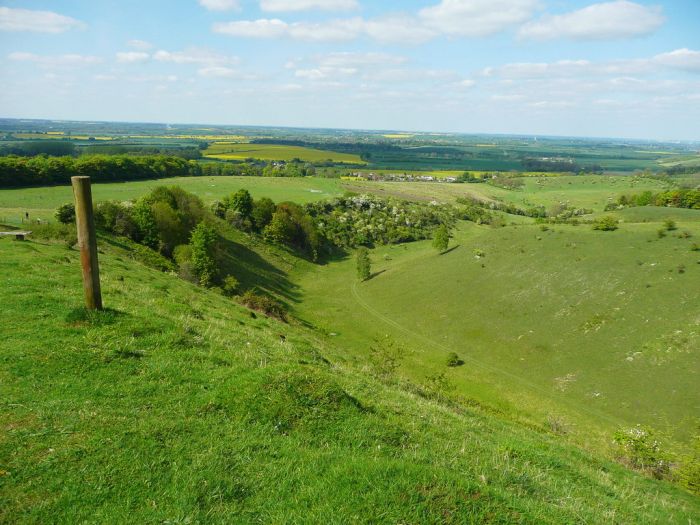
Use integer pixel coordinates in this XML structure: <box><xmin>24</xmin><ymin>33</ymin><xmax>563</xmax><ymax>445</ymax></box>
<box><xmin>0</xmin><ymin>0</ymin><xmax>699</xmax><ymax>139</ymax></box>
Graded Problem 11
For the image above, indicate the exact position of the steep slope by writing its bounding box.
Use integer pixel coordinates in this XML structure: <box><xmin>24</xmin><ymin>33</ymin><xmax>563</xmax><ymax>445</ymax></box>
<box><xmin>1</xmin><ymin>236</ymin><xmax>698</xmax><ymax>523</ymax></box>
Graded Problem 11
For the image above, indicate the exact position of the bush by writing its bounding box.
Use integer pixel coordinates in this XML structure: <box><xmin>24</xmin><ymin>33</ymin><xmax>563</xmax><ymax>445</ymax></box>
<box><xmin>222</xmin><ymin>275</ymin><xmax>240</xmax><ymax>297</ymax></box>
<box><xmin>446</xmin><ymin>352</ymin><xmax>463</xmax><ymax>367</ymax></box>
<box><xmin>432</xmin><ymin>224</ymin><xmax>450</xmax><ymax>253</ymax></box>
<box><xmin>664</xmin><ymin>219</ymin><xmax>677</xmax><ymax>231</ymax></box>
<box><xmin>190</xmin><ymin>223</ymin><xmax>218</xmax><ymax>287</ymax></box>
<box><xmin>613</xmin><ymin>425</ymin><xmax>670</xmax><ymax>479</ymax></box>
<box><xmin>368</xmin><ymin>338</ymin><xmax>403</xmax><ymax>381</ymax></box>
<box><xmin>94</xmin><ymin>201</ymin><xmax>138</xmax><ymax>239</ymax></box>
<box><xmin>239</xmin><ymin>290</ymin><xmax>287</xmax><ymax>321</ymax></box>
<box><xmin>593</xmin><ymin>216</ymin><xmax>618</xmax><ymax>231</ymax></box>
<box><xmin>356</xmin><ymin>247</ymin><xmax>371</xmax><ymax>281</ymax></box>
<box><xmin>678</xmin><ymin>435</ymin><xmax>700</xmax><ymax>495</ymax></box>
<box><xmin>251</xmin><ymin>197</ymin><xmax>276</xmax><ymax>231</ymax></box>
<box><xmin>55</xmin><ymin>203</ymin><xmax>75</xmax><ymax>224</ymax></box>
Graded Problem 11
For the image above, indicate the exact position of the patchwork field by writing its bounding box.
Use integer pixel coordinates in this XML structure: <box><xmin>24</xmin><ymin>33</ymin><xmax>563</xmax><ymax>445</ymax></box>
<box><xmin>205</xmin><ymin>142</ymin><xmax>365</xmax><ymax>164</ymax></box>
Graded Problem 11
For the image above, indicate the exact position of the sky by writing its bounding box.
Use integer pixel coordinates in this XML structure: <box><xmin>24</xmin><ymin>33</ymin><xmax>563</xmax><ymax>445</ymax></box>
<box><xmin>0</xmin><ymin>0</ymin><xmax>699</xmax><ymax>140</ymax></box>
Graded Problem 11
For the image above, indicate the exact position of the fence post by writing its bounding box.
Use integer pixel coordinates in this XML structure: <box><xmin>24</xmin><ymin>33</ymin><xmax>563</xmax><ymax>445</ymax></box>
<box><xmin>71</xmin><ymin>176</ymin><xmax>103</xmax><ymax>310</ymax></box>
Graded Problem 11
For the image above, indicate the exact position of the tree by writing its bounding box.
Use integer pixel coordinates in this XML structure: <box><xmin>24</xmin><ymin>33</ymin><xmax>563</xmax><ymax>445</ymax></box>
<box><xmin>432</xmin><ymin>224</ymin><xmax>450</xmax><ymax>253</ymax></box>
<box><xmin>356</xmin><ymin>247</ymin><xmax>371</xmax><ymax>281</ymax></box>
<box><xmin>251</xmin><ymin>197</ymin><xmax>276</xmax><ymax>231</ymax></box>
<box><xmin>55</xmin><ymin>203</ymin><xmax>75</xmax><ymax>224</ymax></box>
<box><xmin>190</xmin><ymin>223</ymin><xmax>218</xmax><ymax>287</ymax></box>
<box><xmin>223</xmin><ymin>189</ymin><xmax>253</xmax><ymax>220</ymax></box>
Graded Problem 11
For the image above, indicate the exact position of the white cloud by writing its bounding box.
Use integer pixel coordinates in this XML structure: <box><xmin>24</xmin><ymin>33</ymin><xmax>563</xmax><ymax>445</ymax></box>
<box><xmin>316</xmin><ymin>52</ymin><xmax>408</xmax><ymax>68</ymax></box>
<box><xmin>198</xmin><ymin>0</ymin><xmax>240</xmax><ymax>11</ymax></box>
<box><xmin>153</xmin><ymin>48</ymin><xmax>239</xmax><ymax>66</ymax></box>
<box><xmin>127</xmin><ymin>39</ymin><xmax>153</xmax><ymax>50</ymax></box>
<box><xmin>0</xmin><ymin>7</ymin><xmax>84</xmax><ymax>33</ymax></box>
<box><xmin>287</xmin><ymin>18</ymin><xmax>364</xmax><ymax>41</ymax></box>
<box><xmin>518</xmin><ymin>1</ymin><xmax>664</xmax><ymax>40</ymax></box>
<box><xmin>213</xmin><ymin>0</ymin><xmax>538</xmax><ymax>43</ymax></box>
<box><xmin>363</xmin><ymin>16</ymin><xmax>437</xmax><ymax>44</ymax></box>
<box><xmin>419</xmin><ymin>0</ymin><xmax>538</xmax><ymax>37</ymax></box>
<box><xmin>214</xmin><ymin>19</ymin><xmax>290</xmax><ymax>38</ymax></box>
<box><xmin>654</xmin><ymin>49</ymin><xmax>700</xmax><ymax>73</ymax></box>
<box><xmin>9</xmin><ymin>52</ymin><xmax>102</xmax><ymax>66</ymax></box>
<box><xmin>116</xmin><ymin>51</ymin><xmax>151</xmax><ymax>63</ymax></box>
<box><xmin>260</xmin><ymin>0</ymin><xmax>358</xmax><ymax>12</ymax></box>
<box><xmin>198</xmin><ymin>66</ymin><xmax>240</xmax><ymax>77</ymax></box>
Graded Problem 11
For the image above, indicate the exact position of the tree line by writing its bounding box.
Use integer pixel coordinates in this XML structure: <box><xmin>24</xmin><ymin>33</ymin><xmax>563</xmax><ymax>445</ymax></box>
<box><xmin>607</xmin><ymin>189</ymin><xmax>700</xmax><ymax>210</ymax></box>
<box><xmin>0</xmin><ymin>154</ymin><xmax>319</xmax><ymax>188</ymax></box>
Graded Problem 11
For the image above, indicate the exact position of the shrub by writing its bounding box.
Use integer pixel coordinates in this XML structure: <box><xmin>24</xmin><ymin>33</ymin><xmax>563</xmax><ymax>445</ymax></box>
<box><xmin>172</xmin><ymin>244</ymin><xmax>193</xmax><ymax>266</ymax></box>
<box><xmin>593</xmin><ymin>216</ymin><xmax>618</xmax><ymax>231</ymax></box>
<box><xmin>446</xmin><ymin>352</ymin><xmax>463</xmax><ymax>367</ymax></box>
<box><xmin>432</xmin><ymin>224</ymin><xmax>450</xmax><ymax>253</ymax></box>
<box><xmin>239</xmin><ymin>290</ymin><xmax>287</xmax><ymax>321</ymax></box>
<box><xmin>664</xmin><ymin>219</ymin><xmax>677</xmax><ymax>231</ymax></box>
<box><xmin>657</xmin><ymin>229</ymin><xmax>666</xmax><ymax>239</ymax></box>
<box><xmin>94</xmin><ymin>201</ymin><xmax>138</xmax><ymax>239</ymax></box>
<box><xmin>190</xmin><ymin>223</ymin><xmax>218</xmax><ymax>287</ymax></box>
<box><xmin>251</xmin><ymin>197</ymin><xmax>276</xmax><ymax>231</ymax></box>
<box><xmin>678</xmin><ymin>435</ymin><xmax>700</xmax><ymax>495</ymax></box>
<box><xmin>130</xmin><ymin>244</ymin><xmax>176</xmax><ymax>272</ymax></box>
<box><xmin>55</xmin><ymin>203</ymin><xmax>75</xmax><ymax>224</ymax></box>
<box><xmin>368</xmin><ymin>338</ymin><xmax>403</xmax><ymax>381</ymax></box>
<box><xmin>222</xmin><ymin>275</ymin><xmax>240</xmax><ymax>297</ymax></box>
<box><xmin>613</xmin><ymin>425</ymin><xmax>670</xmax><ymax>479</ymax></box>
<box><xmin>356</xmin><ymin>247</ymin><xmax>371</xmax><ymax>281</ymax></box>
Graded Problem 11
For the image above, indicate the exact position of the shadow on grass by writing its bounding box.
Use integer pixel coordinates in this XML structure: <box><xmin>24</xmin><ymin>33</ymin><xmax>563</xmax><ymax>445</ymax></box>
<box><xmin>369</xmin><ymin>269</ymin><xmax>387</xmax><ymax>279</ymax></box>
<box><xmin>440</xmin><ymin>244</ymin><xmax>461</xmax><ymax>255</ymax></box>
<box><xmin>217</xmin><ymin>237</ymin><xmax>302</xmax><ymax>305</ymax></box>
<box><xmin>65</xmin><ymin>306</ymin><xmax>126</xmax><ymax>327</ymax></box>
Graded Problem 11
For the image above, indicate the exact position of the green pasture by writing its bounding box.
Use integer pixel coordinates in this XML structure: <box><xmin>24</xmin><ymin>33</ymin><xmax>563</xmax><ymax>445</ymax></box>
<box><xmin>1</xmin><ymin>229</ymin><xmax>699</xmax><ymax>522</ymax></box>
<box><xmin>343</xmin><ymin>175</ymin><xmax>671</xmax><ymax>211</ymax></box>
<box><xmin>292</xmin><ymin>217</ymin><xmax>700</xmax><ymax>446</ymax></box>
<box><xmin>205</xmin><ymin>142</ymin><xmax>365</xmax><ymax>164</ymax></box>
<box><xmin>0</xmin><ymin>176</ymin><xmax>345</xmax><ymax>224</ymax></box>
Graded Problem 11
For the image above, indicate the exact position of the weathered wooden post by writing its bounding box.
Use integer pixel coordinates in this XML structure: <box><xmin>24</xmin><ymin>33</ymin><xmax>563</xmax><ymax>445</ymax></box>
<box><xmin>72</xmin><ymin>176</ymin><xmax>103</xmax><ymax>310</ymax></box>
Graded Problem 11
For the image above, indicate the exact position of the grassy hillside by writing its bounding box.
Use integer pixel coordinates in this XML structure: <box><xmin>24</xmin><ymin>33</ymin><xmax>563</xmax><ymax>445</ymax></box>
<box><xmin>1</xmin><ymin>235</ymin><xmax>699</xmax><ymax>523</ymax></box>
<box><xmin>292</xmin><ymin>218</ymin><xmax>700</xmax><ymax>445</ymax></box>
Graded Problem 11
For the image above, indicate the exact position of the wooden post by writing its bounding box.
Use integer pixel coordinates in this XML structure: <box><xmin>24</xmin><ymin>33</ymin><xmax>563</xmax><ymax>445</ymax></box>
<box><xmin>72</xmin><ymin>176</ymin><xmax>103</xmax><ymax>310</ymax></box>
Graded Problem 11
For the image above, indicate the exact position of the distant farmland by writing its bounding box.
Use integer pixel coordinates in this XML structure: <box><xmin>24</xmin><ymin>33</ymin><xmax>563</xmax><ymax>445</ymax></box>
<box><xmin>204</xmin><ymin>142</ymin><xmax>366</xmax><ymax>164</ymax></box>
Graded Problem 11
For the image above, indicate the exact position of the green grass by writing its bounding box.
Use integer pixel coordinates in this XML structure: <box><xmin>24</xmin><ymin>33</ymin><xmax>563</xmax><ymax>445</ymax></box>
<box><xmin>291</xmin><ymin>217</ymin><xmax>700</xmax><ymax>447</ymax></box>
<box><xmin>1</xmin><ymin>235</ymin><xmax>699</xmax><ymax>523</ymax></box>
<box><xmin>0</xmin><ymin>176</ymin><xmax>345</xmax><ymax>225</ymax></box>
<box><xmin>205</xmin><ymin>142</ymin><xmax>365</xmax><ymax>164</ymax></box>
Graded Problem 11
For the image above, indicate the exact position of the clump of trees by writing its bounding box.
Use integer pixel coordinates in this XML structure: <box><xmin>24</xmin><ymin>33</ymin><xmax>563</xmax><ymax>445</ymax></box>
<box><xmin>306</xmin><ymin>194</ymin><xmax>453</xmax><ymax>248</ymax></box>
<box><xmin>607</xmin><ymin>189</ymin><xmax>700</xmax><ymax>210</ymax></box>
